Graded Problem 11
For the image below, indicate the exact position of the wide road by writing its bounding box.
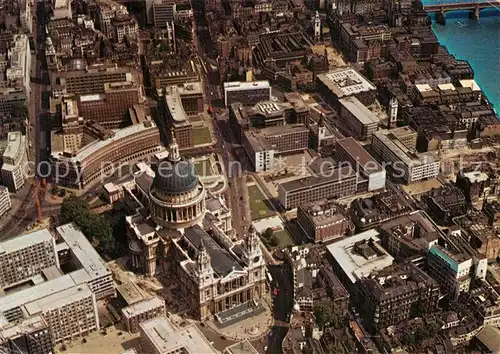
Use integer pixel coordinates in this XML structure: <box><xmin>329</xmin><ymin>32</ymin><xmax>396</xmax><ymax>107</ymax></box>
<box><xmin>191</xmin><ymin>0</ymin><xmax>250</xmax><ymax>239</ymax></box>
<box><xmin>0</xmin><ymin>0</ymin><xmax>51</xmax><ymax>238</ymax></box>
<box><xmin>266</xmin><ymin>264</ymin><xmax>294</xmax><ymax>353</ymax></box>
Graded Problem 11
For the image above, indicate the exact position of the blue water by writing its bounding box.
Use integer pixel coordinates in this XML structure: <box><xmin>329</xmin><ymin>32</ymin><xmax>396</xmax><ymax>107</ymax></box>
<box><xmin>430</xmin><ymin>10</ymin><xmax>500</xmax><ymax>109</ymax></box>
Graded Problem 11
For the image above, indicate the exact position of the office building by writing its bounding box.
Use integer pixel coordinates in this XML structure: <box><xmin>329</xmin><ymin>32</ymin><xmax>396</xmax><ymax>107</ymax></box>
<box><xmin>339</xmin><ymin>97</ymin><xmax>380</xmax><ymax>140</ymax></box>
<box><xmin>0</xmin><ymin>229</ymin><xmax>58</xmax><ymax>289</ymax></box>
<box><xmin>242</xmin><ymin>132</ymin><xmax>275</xmax><ymax>173</ymax></box>
<box><xmin>112</xmin><ymin>14</ymin><xmax>138</xmax><ymax>43</ymax></box>
<box><xmin>121</xmin><ymin>296</ymin><xmax>165</xmax><ymax>333</ymax></box>
<box><xmin>224</xmin><ymin>81</ymin><xmax>271</xmax><ymax>107</ymax></box>
<box><xmin>152</xmin><ymin>0</ymin><xmax>175</xmax><ymax>28</ymax></box>
<box><xmin>316</xmin><ymin>68</ymin><xmax>377</xmax><ymax>107</ymax></box>
<box><xmin>351</xmin><ymin>191</ymin><xmax>412</xmax><ymax>231</ymax></box>
<box><xmin>51</xmin><ymin>64</ymin><xmax>140</xmax><ymax>97</ymax></box>
<box><xmin>0</xmin><ymin>315</ymin><xmax>53</xmax><ymax>354</ymax></box>
<box><xmin>422</xmin><ymin>184</ymin><xmax>468</xmax><ymax>225</ymax></box>
<box><xmin>23</xmin><ymin>284</ymin><xmax>99</xmax><ymax>343</ymax></box>
<box><xmin>19</xmin><ymin>0</ymin><xmax>33</xmax><ymax>33</ymax></box>
<box><xmin>0</xmin><ymin>34</ymin><xmax>31</xmax><ymax>114</ymax></box>
<box><xmin>78</xmin><ymin>82</ymin><xmax>144</xmax><ymax>128</ymax></box>
<box><xmin>177</xmin><ymin>82</ymin><xmax>204</xmax><ymax>115</ymax></box>
<box><xmin>372</xmin><ymin>127</ymin><xmax>440</xmax><ymax>184</ymax></box>
<box><xmin>52</xmin><ymin>0</ymin><xmax>72</xmax><ymax>19</ymax></box>
<box><xmin>225</xmin><ymin>341</ymin><xmax>260</xmax><ymax>354</ymax></box>
<box><xmin>1</xmin><ymin>132</ymin><xmax>28</xmax><ymax>192</ymax></box>
<box><xmin>379</xmin><ymin>210</ymin><xmax>441</xmax><ymax>259</ymax></box>
<box><xmin>57</xmin><ymin>223</ymin><xmax>116</xmax><ymax>300</ymax></box>
<box><xmin>297</xmin><ymin>200</ymin><xmax>353</xmax><ymax>243</ymax></box>
<box><xmin>164</xmin><ymin>86</ymin><xmax>194</xmax><ymax>149</ymax></box>
<box><xmin>95</xmin><ymin>0</ymin><xmax>129</xmax><ymax>38</ymax></box>
<box><xmin>0</xmin><ymin>186</ymin><xmax>11</xmax><ymax>218</ymax></box>
<box><xmin>0</xmin><ymin>88</ymin><xmax>27</xmax><ymax>116</ymax></box>
<box><xmin>335</xmin><ymin>137</ymin><xmax>386</xmax><ymax>191</ymax></box>
<box><xmin>140</xmin><ymin>316</ymin><xmax>217</xmax><ymax>354</ymax></box>
<box><xmin>0</xmin><ymin>276</ymin><xmax>99</xmax><ymax>343</ymax></box>
<box><xmin>5</xmin><ymin>34</ymin><xmax>31</xmax><ymax>95</ymax></box>
<box><xmin>277</xmin><ymin>166</ymin><xmax>359</xmax><ymax>210</ymax></box>
<box><xmin>428</xmin><ymin>244</ymin><xmax>472</xmax><ymax>299</ymax></box>
<box><xmin>358</xmin><ymin>262</ymin><xmax>440</xmax><ymax>331</ymax></box>
<box><xmin>50</xmin><ymin>120</ymin><xmax>162</xmax><ymax>189</ymax></box>
<box><xmin>229</xmin><ymin>100</ymin><xmax>309</xmax><ymax>143</ymax></box>
<box><xmin>0</xmin><ymin>224</ymin><xmax>117</xmax><ymax>343</ymax></box>
<box><xmin>325</xmin><ymin>229</ymin><xmax>394</xmax><ymax>290</ymax></box>
<box><xmin>242</xmin><ymin>125</ymin><xmax>309</xmax><ymax>172</ymax></box>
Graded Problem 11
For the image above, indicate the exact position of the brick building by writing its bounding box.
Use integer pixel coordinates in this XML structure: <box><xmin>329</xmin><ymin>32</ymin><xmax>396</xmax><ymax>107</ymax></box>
<box><xmin>78</xmin><ymin>82</ymin><xmax>144</xmax><ymax>128</ymax></box>
<box><xmin>297</xmin><ymin>200</ymin><xmax>353</xmax><ymax>243</ymax></box>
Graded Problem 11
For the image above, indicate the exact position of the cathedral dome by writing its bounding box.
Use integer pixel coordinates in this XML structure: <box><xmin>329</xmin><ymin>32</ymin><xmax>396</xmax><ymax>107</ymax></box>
<box><xmin>153</xmin><ymin>159</ymin><xmax>199</xmax><ymax>194</ymax></box>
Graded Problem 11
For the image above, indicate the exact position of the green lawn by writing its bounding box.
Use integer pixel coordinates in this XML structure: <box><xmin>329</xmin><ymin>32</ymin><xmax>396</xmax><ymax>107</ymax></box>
<box><xmin>274</xmin><ymin>230</ymin><xmax>295</xmax><ymax>247</ymax></box>
<box><xmin>248</xmin><ymin>185</ymin><xmax>275</xmax><ymax>220</ymax></box>
<box><xmin>194</xmin><ymin>160</ymin><xmax>213</xmax><ymax>176</ymax></box>
<box><xmin>193</xmin><ymin>127</ymin><xmax>212</xmax><ymax>145</ymax></box>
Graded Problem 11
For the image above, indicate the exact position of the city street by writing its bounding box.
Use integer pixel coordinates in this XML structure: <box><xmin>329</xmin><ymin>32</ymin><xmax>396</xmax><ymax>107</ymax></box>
<box><xmin>266</xmin><ymin>265</ymin><xmax>294</xmax><ymax>353</ymax></box>
<box><xmin>0</xmin><ymin>0</ymin><xmax>51</xmax><ymax>238</ymax></box>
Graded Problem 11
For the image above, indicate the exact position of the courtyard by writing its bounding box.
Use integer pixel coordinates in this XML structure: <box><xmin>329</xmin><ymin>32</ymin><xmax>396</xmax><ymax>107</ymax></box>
<box><xmin>247</xmin><ymin>185</ymin><xmax>276</xmax><ymax>220</ymax></box>
<box><xmin>193</xmin><ymin>126</ymin><xmax>213</xmax><ymax>146</ymax></box>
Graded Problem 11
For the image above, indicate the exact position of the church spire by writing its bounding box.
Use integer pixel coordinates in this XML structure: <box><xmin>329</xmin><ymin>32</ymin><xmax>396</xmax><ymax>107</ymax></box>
<box><xmin>318</xmin><ymin>113</ymin><xmax>325</xmax><ymax>127</ymax></box>
<box><xmin>168</xmin><ymin>128</ymin><xmax>180</xmax><ymax>162</ymax></box>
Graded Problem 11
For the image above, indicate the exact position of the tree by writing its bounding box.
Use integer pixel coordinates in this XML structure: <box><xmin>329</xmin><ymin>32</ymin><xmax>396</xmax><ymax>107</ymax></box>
<box><xmin>401</xmin><ymin>332</ymin><xmax>416</xmax><ymax>346</ymax></box>
<box><xmin>268</xmin><ymin>234</ymin><xmax>279</xmax><ymax>247</ymax></box>
<box><xmin>60</xmin><ymin>196</ymin><xmax>121</xmax><ymax>257</ymax></box>
<box><xmin>263</xmin><ymin>227</ymin><xmax>274</xmax><ymax>239</ymax></box>
<box><xmin>313</xmin><ymin>298</ymin><xmax>343</xmax><ymax>330</ymax></box>
<box><xmin>51</xmin><ymin>184</ymin><xmax>60</xmax><ymax>195</ymax></box>
<box><xmin>12</xmin><ymin>102</ymin><xmax>29</xmax><ymax>119</ymax></box>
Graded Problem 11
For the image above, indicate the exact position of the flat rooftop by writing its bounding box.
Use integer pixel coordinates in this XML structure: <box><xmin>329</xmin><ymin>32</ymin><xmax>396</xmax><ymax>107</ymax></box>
<box><xmin>165</xmin><ymin>86</ymin><xmax>189</xmax><ymax>124</ymax></box>
<box><xmin>2</xmin><ymin>132</ymin><xmax>24</xmax><ymax>161</ymax></box>
<box><xmin>56</xmin><ymin>223</ymin><xmax>111</xmax><ymax>280</ymax></box>
<box><xmin>117</xmin><ymin>282</ymin><xmax>145</xmax><ymax>306</ymax></box>
<box><xmin>51</xmin><ymin>120</ymin><xmax>157</xmax><ymax>164</ymax></box>
<box><xmin>225</xmin><ymin>340</ymin><xmax>259</xmax><ymax>354</ymax></box>
<box><xmin>122</xmin><ymin>296</ymin><xmax>164</xmax><ymax>318</ymax></box>
<box><xmin>24</xmin><ymin>283</ymin><xmax>93</xmax><ymax>316</ymax></box>
<box><xmin>0</xmin><ymin>229</ymin><xmax>53</xmax><ymax>255</ymax></box>
<box><xmin>317</xmin><ymin>68</ymin><xmax>375</xmax><ymax>98</ymax></box>
<box><xmin>178</xmin><ymin>82</ymin><xmax>203</xmax><ymax>95</ymax></box>
<box><xmin>140</xmin><ymin>316</ymin><xmax>217</xmax><ymax>354</ymax></box>
<box><xmin>224</xmin><ymin>81</ymin><xmax>270</xmax><ymax>92</ymax></box>
<box><xmin>326</xmin><ymin>229</ymin><xmax>393</xmax><ymax>284</ymax></box>
<box><xmin>336</xmin><ymin>137</ymin><xmax>384</xmax><ymax>174</ymax></box>
<box><xmin>459</xmin><ymin>79</ymin><xmax>481</xmax><ymax>92</ymax></box>
<box><xmin>279</xmin><ymin>165</ymin><xmax>357</xmax><ymax>193</ymax></box>
<box><xmin>254</xmin><ymin>124</ymin><xmax>309</xmax><ymax>138</ymax></box>
<box><xmin>299</xmin><ymin>200</ymin><xmax>348</xmax><ymax>227</ymax></box>
<box><xmin>339</xmin><ymin>97</ymin><xmax>379</xmax><ymax>126</ymax></box>
<box><xmin>0</xmin><ymin>274</ymin><xmax>76</xmax><ymax>314</ymax></box>
<box><xmin>373</xmin><ymin>129</ymin><xmax>439</xmax><ymax>167</ymax></box>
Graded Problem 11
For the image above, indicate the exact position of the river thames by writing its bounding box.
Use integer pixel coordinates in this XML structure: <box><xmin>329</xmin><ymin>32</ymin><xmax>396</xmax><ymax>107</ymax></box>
<box><xmin>430</xmin><ymin>9</ymin><xmax>500</xmax><ymax>109</ymax></box>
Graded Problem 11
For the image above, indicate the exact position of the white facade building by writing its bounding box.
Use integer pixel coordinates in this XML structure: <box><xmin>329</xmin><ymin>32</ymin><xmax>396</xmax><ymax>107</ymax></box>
<box><xmin>224</xmin><ymin>81</ymin><xmax>271</xmax><ymax>107</ymax></box>
<box><xmin>372</xmin><ymin>127</ymin><xmax>440</xmax><ymax>184</ymax></box>
<box><xmin>0</xmin><ymin>229</ymin><xmax>58</xmax><ymax>289</ymax></box>
<box><xmin>52</xmin><ymin>0</ymin><xmax>72</xmax><ymax>20</ymax></box>
<box><xmin>242</xmin><ymin>131</ymin><xmax>275</xmax><ymax>172</ymax></box>
<box><xmin>1</xmin><ymin>132</ymin><xmax>28</xmax><ymax>192</ymax></box>
<box><xmin>57</xmin><ymin>223</ymin><xmax>116</xmax><ymax>299</ymax></box>
<box><xmin>0</xmin><ymin>185</ymin><xmax>11</xmax><ymax>218</ymax></box>
<box><xmin>140</xmin><ymin>316</ymin><xmax>217</xmax><ymax>354</ymax></box>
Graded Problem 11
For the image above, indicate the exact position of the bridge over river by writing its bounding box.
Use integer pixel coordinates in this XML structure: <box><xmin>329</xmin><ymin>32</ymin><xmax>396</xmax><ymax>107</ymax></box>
<box><xmin>421</xmin><ymin>0</ymin><xmax>500</xmax><ymax>23</ymax></box>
